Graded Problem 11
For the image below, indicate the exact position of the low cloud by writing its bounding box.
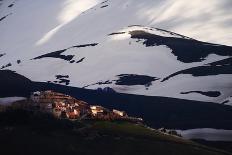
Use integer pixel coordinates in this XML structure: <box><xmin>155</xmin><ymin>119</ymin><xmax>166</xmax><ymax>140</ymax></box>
<box><xmin>139</xmin><ymin>0</ymin><xmax>232</xmax><ymax>45</ymax></box>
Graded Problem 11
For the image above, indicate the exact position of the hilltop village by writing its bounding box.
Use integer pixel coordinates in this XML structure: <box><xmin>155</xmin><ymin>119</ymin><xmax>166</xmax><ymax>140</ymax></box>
<box><xmin>0</xmin><ymin>90</ymin><xmax>182</xmax><ymax>138</ymax></box>
<box><xmin>29</xmin><ymin>90</ymin><xmax>143</xmax><ymax>122</ymax></box>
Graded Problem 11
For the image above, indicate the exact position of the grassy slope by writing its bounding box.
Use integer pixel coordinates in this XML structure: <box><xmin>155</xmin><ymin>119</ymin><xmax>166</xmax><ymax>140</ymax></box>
<box><xmin>0</xmin><ymin>109</ymin><xmax>231</xmax><ymax>155</ymax></box>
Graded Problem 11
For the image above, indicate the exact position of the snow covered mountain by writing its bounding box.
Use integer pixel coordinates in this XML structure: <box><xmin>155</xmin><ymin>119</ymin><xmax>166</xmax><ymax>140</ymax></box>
<box><xmin>0</xmin><ymin>0</ymin><xmax>232</xmax><ymax>105</ymax></box>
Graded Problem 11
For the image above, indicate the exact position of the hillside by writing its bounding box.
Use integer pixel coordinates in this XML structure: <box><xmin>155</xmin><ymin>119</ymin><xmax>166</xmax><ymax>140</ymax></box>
<box><xmin>0</xmin><ymin>0</ymin><xmax>232</xmax><ymax>153</ymax></box>
<box><xmin>0</xmin><ymin>108</ymin><xmax>231</xmax><ymax>155</ymax></box>
<box><xmin>0</xmin><ymin>0</ymin><xmax>232</xmax><ymax>104</ymax></box>
<box><xmin>2</xmin><ymin>70</ymin><xmax>232</xmax><ymax>130</ymax></box>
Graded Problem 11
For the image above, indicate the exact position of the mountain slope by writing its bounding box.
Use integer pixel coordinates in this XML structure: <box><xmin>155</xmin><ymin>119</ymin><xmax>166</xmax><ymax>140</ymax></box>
<box><xmin>2</xmin><ymin>70</ymin><xmax>232</xmax><ymax>130</ymax></box>
<box><xmin>0</xmin><ymin>0</ymin><xmax>232</xmax><ymax>104</ymax></box>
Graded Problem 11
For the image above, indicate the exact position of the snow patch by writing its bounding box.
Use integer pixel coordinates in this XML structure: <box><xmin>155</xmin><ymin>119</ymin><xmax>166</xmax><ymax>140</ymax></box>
<box><xmin>0</xmin><ymin>97</ymin><xmax>26</xmax><ymax>106</ymax></box>
<box><xmin>177</xmin><ymin>128</ymin><xmax>232</xmax><ymax>142</ymax></box>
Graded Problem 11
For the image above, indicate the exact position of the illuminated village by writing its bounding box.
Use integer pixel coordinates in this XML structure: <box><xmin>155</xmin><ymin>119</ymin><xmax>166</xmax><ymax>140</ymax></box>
<box><xmin>30</xmin><ymin>90</ymin><xmax>143</xmax><ymax>122</ymax></box>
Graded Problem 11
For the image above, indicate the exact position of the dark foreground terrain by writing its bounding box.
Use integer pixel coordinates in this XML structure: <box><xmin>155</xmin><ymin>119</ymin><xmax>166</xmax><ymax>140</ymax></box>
<box><xmin>0</xmin><ymin>108</ymin><xmax>231</xmax><ymax>155</ymax></box>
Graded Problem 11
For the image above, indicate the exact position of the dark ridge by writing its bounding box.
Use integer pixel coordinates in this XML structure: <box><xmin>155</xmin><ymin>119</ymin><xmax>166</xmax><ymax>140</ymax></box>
<box><xmin>8</xmin><ymin>3</ymin><xmax>14</xmax><ymax>7</ymax></box>
<box><xmin>76</xmin><ymin>57</ymin><xmax>85</xmax><ymax>63</ymax></box>
<box><xmin>0</xmin><ymin>13</ymin><xmax>12</xmax><ymax>22</ymax></box>
<box><xmin>70</xmin><ymin>60</ymin><xmax>75</xmax><ymax>63</ymax></box>
<box><xmin>181</xmin><ymin>91</ymin><xmax>221</xmax><ymax>97</ymax></box>
<box><xmin>115</xmin><ymin>74</ymin><xmax>159</xmax><ymax>87</ymax></box>
<box><xmin>33</xmin><ymin>43</ymin><xmax>98</xmax><ymax>63</ymax></box>
<box><xmin>96</xmin><ymin>87</ymin><xmax>116</xmax><ymax>93</ymax></box>
<box><xmin>0</xmin><ymin>53</ymin><xmax>6</xmax><ymax>58</ymax></box>
<box><xmin>2</xmin><ymin>70</ymin><xmax>232</xmax><ymax>129</ymax></box>
<box><xmin>47</xmin><ymin>79</ymin><xmax>70</xmax><ymax>86</ymax></box>
<box><xmin>55</xmin><ymin>75</ymin><xmax>70</xmax><ymax>85</ymax></box>
<box><xmin>58</xmin><ymin>78</ymin><xmax>70</xmax><ymax>85</ymax></box>
<box><xmin>129</xmin><ymin>30</ymin><xmax>232</xmax><ymax>63</ymax></box>
<box><xmin>55</xmin><ymin>75</ymin><xmax>69</xmax><ymax>79</ymax></box>
<box><xmin>33</xmin><ymin>49</ymin><xmax>74</xmax><ymax>62</ymax></box>
<box><xmin>16</xmin><ymin>60</ymin><xmax>21</xmax><ymax>64</ymax></box>
<box><xmin>83</xmin><ymin>74</ymin><xmax>159</xmax><ymax>89</ymax></box>
<box><xmin>0</xmin><ymin>16</ymin><xmax>7</xmax><ymax>22</ymax></box>
<box><xmin>108</xmin><ymin>32</ymin><xmax>126</xmax><ymax>36</ymax></box>
<box><xmin>1</xmin><ymin>63</ymin><xmax>12</xmax><ymax>69</ymax></box>
<box><xmin>100</xmin><ymin>5</ymin><xmax>108</xmax><ymax>8</ymax></box>
<box><xmin>97</xmin><ymin>80</ymin><xmax>113</xmax><ymax>85</ymax></box>
<box><xmin>71</xmin><ymin>43</ymin><xmax>98</xmax><ymax>48</ymax></box>
<box><xmin>162</xmin><ymin>57</ymin><xmax>232</xmax><ymax>82</ymax></box>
